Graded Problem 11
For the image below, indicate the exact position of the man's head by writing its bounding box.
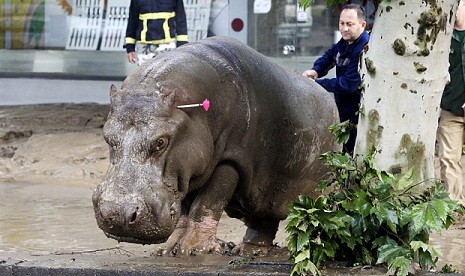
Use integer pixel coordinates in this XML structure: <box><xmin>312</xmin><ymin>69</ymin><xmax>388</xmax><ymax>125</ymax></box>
<box><xmin>339</xmin><ymin>4</ymin><xmax>367</xmax><ymax>44</ymax></box>
<box><xmin>455</xmin><ymin>0</ymin><xmax>465</xmax><ymax>30</ymax></box>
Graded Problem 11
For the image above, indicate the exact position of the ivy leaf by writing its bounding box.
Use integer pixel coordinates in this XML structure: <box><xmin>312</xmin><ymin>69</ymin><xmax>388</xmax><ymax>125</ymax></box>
<box><xmin>310</xmin><ymin>243</ymin><xmax>326</xmax><ymax>266</ymax></box>
<box><xmin>418</xmin><ymin>248</ymin><xmax>438</xmax><ymax>269</ymax></box>
<box><xmin>394</xmin><ymin>167</ymin><xmax>414</xmax><ymax>191</ymax></box>
<box><xmin>360</xmin><ymin>245</ymin><xmax>374</xmax><ymax>265</ymax></box>
<box><xmin>410</xmin><ymin>241</ymin><xmax>442</xmax><ymax>258</ymax></box>
<box><xmin>372</xmin><ymin>202</ymin><xmax>399</xmax><ymax>233</ymax></box>
<box><xmin>388</xmin><ymin>256</ymin><xmax>411</xmax><ymax>276</ymax></box>
<box><xmin>353</xmin><ymin>190</ymin><xmax>372</xmax><ymax>218</ymax></box>
<box><xmin>350</xmin><ymin>215</ymin><xmax>365</xmax><ymax>237</ymax></box>
<box><xmin>290</xmin><ymin>259</ymin><xmax>320</xmax><ymax>276</ymax></box>
<box><xmin>372</xmin><ymin>235</ymin><xmax>397</xmax><ymax>250</ymax></box>
<box><xmin>374</xmin><ymin>180</ymin><xmax>392</xmax><ymax>200</ymax></box>
<box><xmin>286</xmin><ymin>234</ymin><xmax>297</xmax><ymax>253</ymax></box>
<box><xmin>294</xmin><ymin>249</ymin><xmax>310</xmax><ymax>263</ymax></box>
<box><xmin>410</xmin><ymin>200</ymin><xmax>451</xmax><ymax>233</ymax></box>
<box><xmin>376</xmin><ymin>244</ymin><xmax>411</xmax><ymax>265</ymax></box>
<box><xmin>297</xmin><ymin>231</ymin><xmax>311</xmax><ymax>252</ymax></box>
<box><xmin>322</xmin><ymin>240</ymin><xmax>336</xmax><ymax>258</ymax></box>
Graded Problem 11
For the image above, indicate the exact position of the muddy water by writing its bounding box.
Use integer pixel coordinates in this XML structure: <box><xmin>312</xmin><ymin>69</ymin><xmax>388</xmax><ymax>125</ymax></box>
<box><xmin>0</xmin><ymin>182</ymin><xmax>140</xmax><ymax>254</ymax></box>
<box><xmin>0</xmin><ymin>181</ymin><xmax>285</xmax><ymax>256</ymax></box>
<box><xmin>1</xmin><ymin>181</ymin><xmax>464</xmax><ymax>273</ymax></box>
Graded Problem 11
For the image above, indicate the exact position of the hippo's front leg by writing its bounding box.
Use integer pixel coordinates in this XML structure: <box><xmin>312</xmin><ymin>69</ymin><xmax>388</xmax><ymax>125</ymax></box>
<box><xmin>170</xmin><ymin>163</ymin><xmax>239</xmax><ymax>256</ymax></box>
<box><xmin>157</xmin><ymin>215</ymin><xmax>188</xmax><ymax>256</ymax></box>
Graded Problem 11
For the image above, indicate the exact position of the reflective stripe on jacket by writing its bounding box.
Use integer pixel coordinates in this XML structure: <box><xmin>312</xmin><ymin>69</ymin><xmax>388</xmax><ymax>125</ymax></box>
<box><xmin>124</xmin><ymin>0</ymin><xmax>188</xmax><ymax>53</ymax></box>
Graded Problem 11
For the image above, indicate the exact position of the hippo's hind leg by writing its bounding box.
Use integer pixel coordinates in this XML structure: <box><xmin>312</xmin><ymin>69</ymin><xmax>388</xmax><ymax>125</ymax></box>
<box><xmin>232</xmin><ymin>216</ymin><xmax>280</xmax><ymax>256</ymax></box>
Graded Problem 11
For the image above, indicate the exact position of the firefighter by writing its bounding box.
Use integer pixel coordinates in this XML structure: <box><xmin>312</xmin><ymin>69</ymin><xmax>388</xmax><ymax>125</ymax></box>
<box><xmin>124</xmin><ymin>0</ymin><xmax>188</xmax><ymax>65</ymax></box>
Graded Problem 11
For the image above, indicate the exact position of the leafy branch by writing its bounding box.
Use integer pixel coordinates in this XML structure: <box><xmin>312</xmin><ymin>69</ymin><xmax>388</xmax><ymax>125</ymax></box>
<box><xmin>285</xmin><ymin>123</ymin><xmax>463</xmax><ymax>276</ymax></box>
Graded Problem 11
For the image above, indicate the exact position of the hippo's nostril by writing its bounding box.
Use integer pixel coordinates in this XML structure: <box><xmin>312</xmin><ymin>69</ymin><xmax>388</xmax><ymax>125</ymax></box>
<box><xmin>129</xmin><ymin>210</ymin><xmax>138</xmax><ymax>224</ymax></box>
<box><xmin>129</xmin><ymin>212</ymin><xmax>137</xmax><ymax>224</ymax></box>
<box><xmin>170</xmin><ymin>209</ymin><xmax>176</xmax><ymax>222</ymax></box>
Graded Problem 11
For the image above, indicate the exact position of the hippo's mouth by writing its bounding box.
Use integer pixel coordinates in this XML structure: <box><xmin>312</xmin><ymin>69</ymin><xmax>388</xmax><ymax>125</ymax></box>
<box><xmin>104</xmin><ymin>232</ymin><xmax>169</xmax><ymax>245</ymax></box>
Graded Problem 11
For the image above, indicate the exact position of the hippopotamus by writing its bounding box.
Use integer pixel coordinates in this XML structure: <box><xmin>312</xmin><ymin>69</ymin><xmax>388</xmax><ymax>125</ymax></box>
<box><xmin>92</xmin><ymin>36</ymin><xmax>339</xmax><ymax>256</ymax></box>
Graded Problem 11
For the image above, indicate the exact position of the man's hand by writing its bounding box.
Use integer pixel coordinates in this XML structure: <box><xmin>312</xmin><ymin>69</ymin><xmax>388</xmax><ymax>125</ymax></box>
<box><xmin>302</xmin><ymin>70</ymin><xmax>318</xmax><ymax>80</ymax></box>
<box><xmin>128</xmin><ymin>52</ymin><xmax>137</xmax><ymax>64</ymax></box>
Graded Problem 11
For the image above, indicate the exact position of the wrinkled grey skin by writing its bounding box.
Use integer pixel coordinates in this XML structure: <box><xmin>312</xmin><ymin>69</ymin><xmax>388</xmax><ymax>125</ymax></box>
<box><xmin>92</xmin><ymin>36</ymin><xmax>340</xmax><ymax>256</ymax></box>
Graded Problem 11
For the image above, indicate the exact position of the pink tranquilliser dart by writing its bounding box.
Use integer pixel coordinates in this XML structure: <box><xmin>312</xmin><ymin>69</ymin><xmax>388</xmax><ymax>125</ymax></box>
<box><xmin>177</xmin><ymin>99</ymin><xmax>210</xmax><ymax>111</ymax></box>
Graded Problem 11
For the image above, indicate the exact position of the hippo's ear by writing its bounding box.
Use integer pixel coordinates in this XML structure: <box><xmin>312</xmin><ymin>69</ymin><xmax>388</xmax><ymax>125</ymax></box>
<box><xmin>162</xmin><ymin>90</ymin><xmax>176</xmax><ymax>111</ymax></box>
<box><xmin>158</xmin><ymin>84</ymin><xmax>178</xmax><ymax>111</ymax></box>
<box><xmin>109</xmin><ymin>84</ymin><xmax>118</xmax><ymax>98</ymax></box>
<box><xmin>109</xmin><ymin>85</ymin><xmax>120</xmax><ymax>105</ymax></box>
<box><xmin>109</xmin><ymin>85</ymin><xmax>122</xmax><ymax>111</ymax></box>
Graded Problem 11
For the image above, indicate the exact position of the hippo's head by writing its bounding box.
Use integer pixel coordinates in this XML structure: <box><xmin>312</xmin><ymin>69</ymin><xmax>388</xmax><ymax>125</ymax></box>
<box><xmin>92</xmin><ymin>82</ymin><xmax>214</xmax><ymax>244</ymax></box>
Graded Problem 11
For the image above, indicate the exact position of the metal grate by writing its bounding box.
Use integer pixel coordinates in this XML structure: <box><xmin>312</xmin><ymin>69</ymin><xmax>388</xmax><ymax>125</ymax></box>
<box><xmin>185</xmin><ymin>0</ymin><xmax>211</xmax><ymax>42</ymax></box>
<box><xmin>66</xmin><ymin>0</ymin><xmax>104</xmax><ymax>50</ymax></box>
<box><xmin>100</xmin><ymin>0</ymin><xmax>129</xmax><ymax>51</ymax></box>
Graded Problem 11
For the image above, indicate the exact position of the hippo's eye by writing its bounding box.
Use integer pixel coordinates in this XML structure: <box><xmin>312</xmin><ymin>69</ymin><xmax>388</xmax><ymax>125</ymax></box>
<box><xmin>153</xmin><ymin>137</ymin><xmax>169</xmax><ymax>153</ymax></box>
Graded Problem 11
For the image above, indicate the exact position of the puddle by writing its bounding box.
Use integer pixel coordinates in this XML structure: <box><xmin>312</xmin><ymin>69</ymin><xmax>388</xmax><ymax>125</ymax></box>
<box><xmin>0</xmin><ymin>182</ymin><xmax>143</xmax><ymax>255</ymax></box>
<box><xmin>0</xmin><ymin>182</ymin><xmax>278</xmax><ymax>256</ymax></box>
<box><xmin>0</xmin><ymin>181</ymin><xmax>464</xmax><ymax>274</ymax></box>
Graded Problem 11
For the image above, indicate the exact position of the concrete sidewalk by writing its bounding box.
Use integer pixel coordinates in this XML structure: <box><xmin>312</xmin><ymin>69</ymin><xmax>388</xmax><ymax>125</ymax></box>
<box><xmin>0</xmin><ymin>252</ymin><xmax>294</xmax><ymax>276</ymax></box>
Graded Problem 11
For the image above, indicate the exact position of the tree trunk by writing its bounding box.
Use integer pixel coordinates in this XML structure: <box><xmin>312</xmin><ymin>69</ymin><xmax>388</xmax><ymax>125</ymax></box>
<box><xmin>355</xmin><ymin>0</ymin><xmax>457</xmax><ymax>185</ymax></box>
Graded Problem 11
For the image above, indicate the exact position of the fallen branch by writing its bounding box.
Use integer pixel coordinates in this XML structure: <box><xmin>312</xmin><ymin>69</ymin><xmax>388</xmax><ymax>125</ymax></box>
<box><xmin>30</xmin><ymin>246</ymin><xmax>134</xmax><ymax>256</ymax></box>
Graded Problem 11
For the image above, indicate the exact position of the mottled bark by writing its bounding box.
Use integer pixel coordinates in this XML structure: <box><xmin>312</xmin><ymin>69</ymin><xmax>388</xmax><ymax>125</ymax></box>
<box><xmin>356</xmin><ymin>0</ymin><xmax>457</xmax><ymax>185</ymax></box>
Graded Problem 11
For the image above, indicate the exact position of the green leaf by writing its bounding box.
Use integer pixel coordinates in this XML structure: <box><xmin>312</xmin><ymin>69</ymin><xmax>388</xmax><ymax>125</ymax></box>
<box><xmin>297</xmin><ymin>221</ymin><xmax>310</xmax><ymax>232</ymax></box>
<box><xmin>372</xmin><ymin>202</ymin><xmax>399</xmax><ymax>233</ymax></box>
<box><xmin>374</xmin><ymin>180</ymin><xmax>392</xmax><ymax>200</ymax></box>
<box><xmin>388</xmin><ymin>256</ymin><xmax>411</xmax><ymax>276</ymax></box>
<box><xmin>353</xmin><ymin>190</ymin><xmax>372</xmax><ymax>218</ymax></box>
<box><xmin>294</xmin><ymin>249</ymin><xmax>310</xmax><ymax>263</ymax></box>
<box><xmin>394</xmin><ymin>167</ymin><xmax>414</xmax><ymax>191</ymax></box>
<box><xmin>410</xmin><ymin>240</ymin><xmax>442</xmax><ymax>258</ymax></box>
<box><xmin>360</xmin><ymin>245</ymin><xmax>374</xmax><ymax>265</ymax></box>
<box><xmin>297</xmin><ymin>231</ymin><xmax>311</xmax><ymax>252</ymax></box>
<box><xmin>328</xmin><ymin>120</ymin><xmax>356</xmax><ymax>146</ymax></box>
<box><xmin>350</xmin><ymin>215</ymin><xmax>365</xmax><ymax>237</ymax></box>
<box><xmin>310</xmin><ymin>243</ymin><xmax>326</xmax><ymax>266</ymax></box>
<box><xmin>376</xmin><ymin>244</ymin><xmax>411</xmax><ymax>265</ymax></box>
<box><xmin>410</xmin><ymin>199</ymin><xmax>453</xmax><ymax>233</ymax></box>
<box><xmin>322</xmin><ymin>240</ymin><xmax>336</xmax><ymax>258</ymax></box>
<box><xmin>372</xmin><ymin>236</ymin><xmax>398</xmax><ymax>252</ymax></box>
<box><xmin>418</xmin><ymin>249</ymin><xmax>438</xmax><ymax>270</ymax></box>
<box><xmin>290</xmin><ymin>259</ymin><xmax>321</xmax><ymax>276</ymax></box>
<box><xmin>314</xmin><ymin>196</ymin><xmax>328</xmax><ymax>209</ymax></box>
<box><xmin>286</xmin><ymin>234</ymin><xmax>297</xmax><ymax>254</ymax></box>
<box><xmin>337</xmin><ymin>228</ymin><xmax>360</xmax><ymax>249</ymax></box>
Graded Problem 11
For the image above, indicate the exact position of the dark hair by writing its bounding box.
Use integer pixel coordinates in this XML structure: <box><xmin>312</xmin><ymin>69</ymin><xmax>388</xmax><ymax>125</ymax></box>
<box><xmin>342</xmin><ymin>3</ymin><xmax>366</xmax><ymax>21</ymax></box>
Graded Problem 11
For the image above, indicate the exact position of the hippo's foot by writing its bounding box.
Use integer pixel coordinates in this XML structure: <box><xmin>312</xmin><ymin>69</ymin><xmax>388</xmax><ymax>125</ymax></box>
<box><xmin>231</xmin><ymin>241</ymin><xmax>272</xmax><ymax>256</ymax></box>
<box><xmin>157</xmin><ymin>216</ymin><xmax>187</xmax><ymax>256</ymax></box>
<box><xmin>158</xmin><ymin>215</ymin><xmax>225</xmax><ymax>256</ymax></box>
<box><xmin>231</xmin><ymin>216</ymin><xmax>280</xmax><ymax>256</ymax></box>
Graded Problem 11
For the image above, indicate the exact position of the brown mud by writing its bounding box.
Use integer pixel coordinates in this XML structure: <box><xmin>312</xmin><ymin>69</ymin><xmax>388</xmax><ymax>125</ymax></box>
<box><xmin>0</xmin><ymin>103</ymin><xmax>464</xmax><ymax>275</ymax></box>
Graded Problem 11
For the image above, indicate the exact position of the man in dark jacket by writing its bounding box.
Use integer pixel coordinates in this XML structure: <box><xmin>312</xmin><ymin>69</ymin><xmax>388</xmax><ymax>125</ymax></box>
<box><xmin>124</xmin><ymin>0</ymin><xmax>188</xmax><ymax>65</ymax></box>
<box><xmin>302</xmin><ymin>3</ymin><xmax>369</xmax><ymax>153</ymax></box>
<box><xmin>437</xmin><ymin>0</ymin><xmax>465</xmax><ymax>206</ymax></box>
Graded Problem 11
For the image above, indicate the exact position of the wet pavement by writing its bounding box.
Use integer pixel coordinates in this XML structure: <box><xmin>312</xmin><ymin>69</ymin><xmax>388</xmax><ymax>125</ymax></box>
<box><xmin>0</xmin><ymin>181</ymin><xmax>294</xmax><ymax>275</ymax></box>
<box><xmin>1</xmin><ymin>181</ymin><xmax>465</xmax><ymax>275</ymax></box>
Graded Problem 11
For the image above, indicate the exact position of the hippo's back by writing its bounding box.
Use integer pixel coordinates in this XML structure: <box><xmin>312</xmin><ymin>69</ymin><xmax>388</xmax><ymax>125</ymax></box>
<box><xmin>178</xmin><ymin>37</ymin><xmax>339</xmax><ymax>216</ymax></box>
